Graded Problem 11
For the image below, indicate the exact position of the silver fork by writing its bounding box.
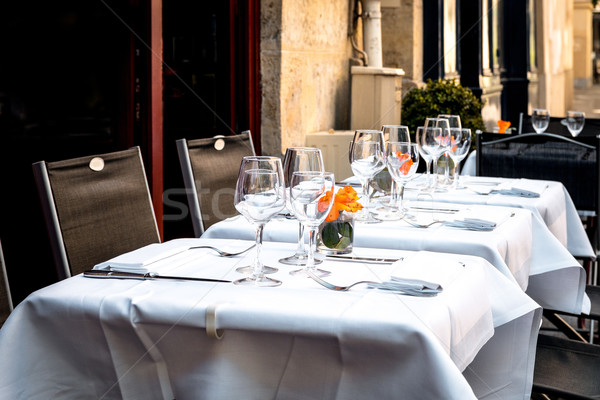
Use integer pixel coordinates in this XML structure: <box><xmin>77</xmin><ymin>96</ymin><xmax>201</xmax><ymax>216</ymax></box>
<box><xmin>188</xmin><ymin>244</ymin><xmax>256</xmax><ymax>257</ymax></box>
<box><xmin>306</xmin><ymin>270</ymin><xmax>439</xmax><ymax>296</ymax></box>
<box><xmin>402</xmin><ymin>219</ymin><xmax>443</xmax><ymax>229</ymax></box>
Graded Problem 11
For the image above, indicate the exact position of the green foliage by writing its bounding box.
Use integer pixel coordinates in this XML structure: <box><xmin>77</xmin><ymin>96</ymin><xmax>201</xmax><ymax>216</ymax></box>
<box><xmin>401</xmin><ymin>79</ymin><xmax>486</xmax><ymax>136</ymax></box>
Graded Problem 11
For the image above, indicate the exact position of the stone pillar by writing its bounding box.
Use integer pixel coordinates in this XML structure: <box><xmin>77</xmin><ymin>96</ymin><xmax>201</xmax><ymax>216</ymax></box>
<box><xmin>573</xmin><ymin>0</ymin><xmax>594</xmax><ymax>88</ymax></box>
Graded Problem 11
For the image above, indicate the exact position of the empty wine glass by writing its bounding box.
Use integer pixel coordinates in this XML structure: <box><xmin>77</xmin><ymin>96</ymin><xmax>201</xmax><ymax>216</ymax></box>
<box><xmin>233</xmin><ymin>156</ymin><xmax>286</xmax><ymax>286</ymax></box>
<box><xmin>380</xmin><ymin>125</ymin><xmax>411</xmax><ymax>208</ymax></box>
<box><xmin>349</xmin><ymin>129</ymin><xmax>386</xmax><ymax>223</ymax></box>
<box><xmin>386</xmin><ymin>142</ymin><xmax>420</xmax><ymax>216</ymax></box>
<box><xmin>279</xmin><ymin>147</ymin><xmax>325</xmax><ymax>266</ymax></box>
<box><xmin>566</xmin><ymin>111</ymin><xmax>585</xmax><ymax>137</ymax></box>
<box><xmin>447</xmin><ymin>128</ymin><xmax>472</xmax><ymax>189</ymax></box>
<box><xmin>532</xmin><ymin>109</ymin><xmax>550</xmax><ymax>134</ymax></box>
<box><xmin>416</xmin><ymin>126</ymin><xmax>433</xmax><ymax>189</ymax></box>
<box><xmin>437</xmin><ymin>115</ymin><xmax>461</xmax><ymax>185</ymax></box>
<box><xmin>289</xmin><ymin>171</ymin><xmax>335</xmax><ymax>277</ymax></box>
<box><xmin>422</xmin><ymin>118</ymin><xmax>451</xmax><ymax>191</ymax></box>
<box><xmin>438</xmin><ymin>114</ymin><xmax>462</xmax><ymax>129</ymax></box>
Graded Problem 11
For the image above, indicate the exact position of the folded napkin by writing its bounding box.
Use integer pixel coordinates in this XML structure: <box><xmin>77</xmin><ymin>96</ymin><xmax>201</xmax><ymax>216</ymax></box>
<box><xmin>367</xmin><ymin>276</ymin><xmax>443</xmax><ymax>295</ymax></box>
<box><xmin>491</xmin><ymin>179</ymin><xmax>547</xmax><ymax>198</ymax></box>
<box><xmin>93</xmin><ymin>241</ymin><xmax>192</xmax><ymax>273</ymax></box>
<box><xmin>444</xmin><ymin>206</ymin><xmax>512</xmax><ymax>231</ymax></box>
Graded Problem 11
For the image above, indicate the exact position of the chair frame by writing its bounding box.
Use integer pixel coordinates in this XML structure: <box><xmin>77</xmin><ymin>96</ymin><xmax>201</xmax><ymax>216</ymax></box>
<box><xmin>475</xmin><ymin>131</ymin><xmax>600</xmax><ymax>223</ymax></box>
<box><xmin>32</xmin><ymin>146</ymin><xmax>160</xmax><ymax>280</ymax></box>
<box><xmin>176</xmin><ymin>131</ymin><xmax>255</xmax><ymax>237</ymax></box>
<box><xmin>0</xmin><ymin>239</ymin><xmax>13</xmax><ymax>319</ymax></box>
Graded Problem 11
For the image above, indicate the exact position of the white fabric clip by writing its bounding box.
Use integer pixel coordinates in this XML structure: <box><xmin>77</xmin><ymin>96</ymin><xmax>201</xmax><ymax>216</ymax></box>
<box><xmin>206</xmin><ymin>304</ymin><xmax>225</xmax><ymax>340</ymax></box>
<box><xmin>89</xmin><ymin>157</ymin><xmax>105</xmax><ymax>171</ymax></box>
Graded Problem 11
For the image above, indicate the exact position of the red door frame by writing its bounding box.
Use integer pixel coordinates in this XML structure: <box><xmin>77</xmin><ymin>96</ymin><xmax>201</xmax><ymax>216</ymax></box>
<box><xmin>145</xmin><ymin>0</ymin><xmax>261</xmax><ymax>238</ymax></box>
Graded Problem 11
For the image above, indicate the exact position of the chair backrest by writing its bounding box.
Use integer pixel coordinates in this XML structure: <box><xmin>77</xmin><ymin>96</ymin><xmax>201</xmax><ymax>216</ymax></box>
<box><xmin>476</xmin><ymin>131</ymin><xmax>600</xmax><ymax>216</ymax></box>
<box><xmin>176</xmin><ymin>131</ymin><xmax>256</xmax><ymax>237</ymax></box>
<box><xmin>32</xmin><ymin>147</ymin><xmax>161</xmax><ymax>279</ymax></box>
<box><xmin>0</xmin><ymin>239</ymin><xmax>13</xmax><ymax>327</ymax></box>
<box><xmin>519</xmin><ymin>112</ymin><xmax>600</xmax><ymax>138</ymax></box>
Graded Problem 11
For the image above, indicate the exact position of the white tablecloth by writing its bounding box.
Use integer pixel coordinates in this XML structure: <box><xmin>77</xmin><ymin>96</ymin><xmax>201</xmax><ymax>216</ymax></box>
<box><xmin>0</xmin><ymin>238</ymin><xmax>541</xmax><ymax>400</ymax></box>
<box><xmin>402</xmin><ymin>174</ymin><xmax>595</xmax><ymax>259</ymax></box>
<box><xmin>204</xmin><ymin>204</ymin><xmax>589</xmax><ymax>315</ymax></box>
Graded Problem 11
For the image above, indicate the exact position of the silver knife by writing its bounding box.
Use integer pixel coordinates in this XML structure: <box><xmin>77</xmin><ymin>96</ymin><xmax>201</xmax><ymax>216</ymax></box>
<box><xmin>409</xmin><ymin>206</ymin><xmax>459</xmax><ymax>213</ymax></box>
<box><xmin>83</xmin><ymin>269</ymin><xmax>231</xmax><ymax>283</ymax></box>
<box><xmin>324</xmin><ymin>255</ymin><xmax>401</xmax><ymax>264</ymax></box>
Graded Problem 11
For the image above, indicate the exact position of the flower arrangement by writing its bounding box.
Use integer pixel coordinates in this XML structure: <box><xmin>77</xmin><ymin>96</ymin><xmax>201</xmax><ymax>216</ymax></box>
<box><xmin>317</xmin><ymin>186</ymin><xmax>363</xmax><ymax>253</ymax></box>
<box><xmin>497</xmin><ymin>120</ymin><xmax>511</xmax><ymax>133</ymax></box>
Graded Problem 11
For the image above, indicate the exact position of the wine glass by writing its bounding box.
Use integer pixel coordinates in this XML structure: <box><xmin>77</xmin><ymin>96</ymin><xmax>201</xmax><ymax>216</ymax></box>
<box><xmin>376</xmin><ymin>125</ymin><xmax>411</xmax><ymax>213</ymax></box>
<box><xmin>447</xmin><ymin>128</ymin><xmax>472</xmax><ymax>189</ymax></box>
<box><xmin>566</xmin><ymin>111</ymin><xmax>585</xmax><ymax>137</ymax></box>
<box><xmin>422</xmin><ymin>118</ymin><xmax>451</xmax><ymax>191</ymax></box>
<box><xmin>416</xmin><ymin>126</ymin><xmax>433</xmax><ymax>189</ymax></box>
<box><xmin>437</xmin><ymin>115</ymin><xmax>461</xmax><ymax>185</ymax></box>
<box><xmin>279</xmin><ymin>147</ymin><xmax>325</xmax><ymax>266</ymax></box>
<box><xmin>289</xmin><ymin>171</ymin><xmax>335</xmax><ymax>277</ymax></box>
<box><xmin>233</xmin><ymin>156</ymin><xmax>286</xmax><ymax>286</ymax></box>
<box><xmin>532</xmin><ymin>109</ymin><xmax>550</xmax><ymax>134</ymax></box>
<box><xmin>437</xmin><ymin>114</ymin><xmax>462</xmax><ymax>129</ymax></box>
<box><xmin>386</xmin><ymin>142</ymin><xmax>419</xmax><ymax>216</ymax></box>
<box><xmin>349</xmin><ymin>129</ymin><xmax>386</xmax><ymax>223</ymax></box>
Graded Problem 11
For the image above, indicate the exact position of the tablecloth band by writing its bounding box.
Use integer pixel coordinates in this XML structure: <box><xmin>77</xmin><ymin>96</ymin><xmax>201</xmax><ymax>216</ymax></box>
<box><xmin>206</xmin><ymin>304</ymin><xmax>225</xmax><ymax>340</ymax></box>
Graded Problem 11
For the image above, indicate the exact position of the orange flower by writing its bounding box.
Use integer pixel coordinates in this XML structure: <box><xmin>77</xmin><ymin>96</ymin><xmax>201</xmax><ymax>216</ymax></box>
<box><xmin>498</xmin><ymin>120</ymin><xmax>511</xmax><ymax>133</ymax></box>
<box><xmin>317</xmin><ymin>189</ymin><xmax>334</xmax><ymax>213</ymax></box>
<box><xmin>324</xmin><ymin>185</ymin><xmax>363</xmax><ymax>221</ymax></box>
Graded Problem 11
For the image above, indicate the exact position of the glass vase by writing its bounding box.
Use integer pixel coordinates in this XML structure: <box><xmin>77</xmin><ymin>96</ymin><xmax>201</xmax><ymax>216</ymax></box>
<box><xmin>317</xmin><ymin>211</ymin><xmax>355</xmax><ymax>255</ymax></box>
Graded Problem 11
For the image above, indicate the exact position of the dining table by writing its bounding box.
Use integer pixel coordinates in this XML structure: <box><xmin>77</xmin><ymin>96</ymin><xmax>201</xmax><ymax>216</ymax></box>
<box><xmin>204</xmin><ymin>202</ymin><xmax>589</xmax><ymax>316</ymax></box>
<box><xmin>401</xmin><ymin>174</ymin><xmax>595</xmax><ymax>259</ymax></box>
<box><xmin>0</xmin><ymin>238</ymin><xmax>541</xmax><ymax>400</ymax></box>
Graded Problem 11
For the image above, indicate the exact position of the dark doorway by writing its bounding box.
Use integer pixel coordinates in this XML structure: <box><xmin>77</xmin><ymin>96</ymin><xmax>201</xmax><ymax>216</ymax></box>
<box><xmin>162</xmin><ymin>0</ymin><xmax>261</xmax><ymax>239</ymax></box>
<box><xmin>0</xmin><ymin>0</ymin><xmax>138</xmax><ymax>303</ymax></box>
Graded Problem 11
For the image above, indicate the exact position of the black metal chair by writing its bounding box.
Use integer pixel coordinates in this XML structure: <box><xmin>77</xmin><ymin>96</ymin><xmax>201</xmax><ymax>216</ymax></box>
<box><xmin>176</xmin><ymin>131</ymin><xmax>255</xmax><ymax>237</ymax></box>
<box><xmin>475</xmin><ymin>131</ymin><xmax>600</xmax><ymax>223</ymax></box>
<box><xmin>0</xmin><ymin>239</ymin><xmax>13</xmax><ymax>327</ymax></box>
<box><xmin>32</xmin><ymin>147</ymin><xmax>161</xmax><ymax>280</ymax></box>
<box><xmin>532</xmin><ymin>333</ymin><xmax>600</xmax><ymax>399</ymax></box>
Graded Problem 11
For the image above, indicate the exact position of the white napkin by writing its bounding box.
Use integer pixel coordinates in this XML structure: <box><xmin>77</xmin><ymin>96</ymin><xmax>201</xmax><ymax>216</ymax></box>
<box><xmin>492</xmin><ymin>179</ymin><xmax>547</xmax><ymax>198</ymax></box>
<box><xmin>93</xmin><ymin>241</ymin><xmax>192</xmax><ymax>273</ymax></box>
<box><xmin>444</xmin><ymin>206</ymin><xmax>512</xmax><ymax>231</ymax></box>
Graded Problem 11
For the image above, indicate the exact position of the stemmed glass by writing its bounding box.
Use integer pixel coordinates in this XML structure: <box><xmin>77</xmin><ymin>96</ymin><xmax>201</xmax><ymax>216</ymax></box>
<box><xmin>566</xmin><ymin>111</ymin><xmax>585</xmax><ymax>137</ymax></box>
<box><xmin>447</xmin><ymin>128</ymin><xmax>472</xmax><ymax>189</ymax></box>
<box><xmin>422</xmin><ymin>118</ymin><xmax>451</xmax><ymax>191</ymax></box>
<box><xmin>416</xmin><ymin>126</ymin><xmax>433</xmax><ymax>189</ymax></box>
<box><xmin>386</xmin><ymin>142</ymin><xmax>420</xmax><ymax>216</ymax></box>
<box><xmin>438</xmin><ymin>114</ymin><xmax>462</xmax><ymax>129</ymax></box>
<box><xmin>376</xmin><ymin>125</ymin><xmax>411</xmax><ymax>215</ymax></box>
<box><xmin>532</xmin><ymin>109</ymin><xmax>550</xmax><ymax>134</ymax></box>
<box><xmin>279</xmin><ymin>147</ymin><xmax>325</xmax><ymax>266</ymax></box>
<box><xmin>233</xmin><ymin>156</ymin><xmax>286</xmax><ymax>286</ymax></box>
<box><xmin>437</xmin><ymin>115</ymin><xmax>461</xmax><ymax>185</ymax></box>
<box><xmin>349</xmin><ymin>129</ymin><xmax>386</xmax><ymax>223</ymax></box>
<box><xmin>289</xmin><ymin>171</ymin><xmax>335</xmax><ymax>277</ymax></box>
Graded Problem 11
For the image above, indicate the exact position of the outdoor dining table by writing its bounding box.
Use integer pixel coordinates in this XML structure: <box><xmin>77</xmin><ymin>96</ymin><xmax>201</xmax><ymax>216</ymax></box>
<box><xmin>401</xmin><ymin>174</ymin><xmax>595</xmax><ymax>259</ymax></box>
<box><xmin>204</xmin><ymin>203</ymin><xmax>589</xmax><ymax>316</ymax></box>
<box><xmin>0</xmin><ymin>238</ymin><xmax>540</xmax><ymax>400</ymax></box>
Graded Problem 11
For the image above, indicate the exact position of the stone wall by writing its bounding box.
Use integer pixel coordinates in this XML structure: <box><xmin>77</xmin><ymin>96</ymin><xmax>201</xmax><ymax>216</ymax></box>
<box><xmin>260</xmin><ymin>0</ymin><xmax>353</xmax><ymax>156</ymax></box>
<box><xmin>534</xmin><ymin>0</ymin><xmax>574</xmax><ymax>115</ymax></box>
<box><xmin>381</xmin><ymin>0</ymin><xmax>422</xmax><ymax>92</ymax></box>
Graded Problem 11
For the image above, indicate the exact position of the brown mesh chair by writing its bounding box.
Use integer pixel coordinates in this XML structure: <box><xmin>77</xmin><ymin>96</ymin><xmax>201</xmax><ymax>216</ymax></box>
<box><xmin>0</xmin><ymin>239</ymin><xmax>13</xmax><ymax>327</ymax></box>
<box><xmin>176</xmin><ymin>131</ymin><xmax>255</xmax><ymax>236</ymax></box>
<box><xmin>32</xmin><ymin>147</ymin><xmax>161</xmax><ymax>280</ymax></box>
